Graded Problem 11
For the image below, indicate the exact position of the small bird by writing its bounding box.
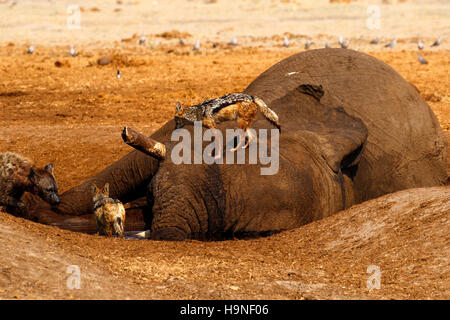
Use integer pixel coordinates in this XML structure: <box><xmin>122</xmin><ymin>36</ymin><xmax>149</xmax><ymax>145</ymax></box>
<box><xmin>354</xmin><ymin>46</ymin><xmax>359</xmax><ymax>52</ymax></box>
<box><xmin>431</xmin><ymin>36</ymin><xmax>441</xmax><ymax>47</ymax></box>
<box><xmin>304</xmin><ymin>39</ymin><xmax>311</xmax><ymax>50</ymax></box>
<box><xmin>325</xmin><ymin>40</ymin><xmax>330</xmax><ymax>48</ymax></box>
<box><xmin>418</xmin><ymin>52</ymin><xmax>428</xmax><ymax>64</ymax></box>
<box><xmin>417</xmin><ymin>40</ymin><xmax>424</xmax><ymax>50</ymax></box>
<box><xmin>179</xmin><ymin>38</ymin><xmax>185</xmax><ymax>46</ymax></box>
<box><xmin>340</xmin><ymin>39</ymin><xmax>349</xmax><ymax>49</ymax></box>
<box><xmin>193</xmin><ymin>40</ymin><xmax>200</xmax><ymax>51</ymax></box>
<box><xmin>139</xmin><ymin>34</ymin><xmax>146</xmax><ymax>45</ymax></box>
<box><xmin>385</xmin><ymin>37</ymin><xmax>397</xmax><ymax>48</ymax></box>
<box><xmin>69</xmin><ymin>45</ymin><xmax>77</xmax><ymax>57</ymax></box>
<box><xmin>27</xmin><ymin>43</ymin><xmax>34</xmax><ymax>54</ymax></box>
<box><xmin>370</xmin><ymin>37</ymin><xmax>379</xmax><ymax>45</ymax></box>
<box><xmin>228</xmin><ymin>35</ymin><xmax>238</xmax><ymax>46</ymax></box>
<box><xmin>116</xmin><ymin>69</ymin><xmax>122</xmax><ymax>79</ymax></box>
<box><xmin>283</xmin><ymin>36</ymin><xmax>290</xmax><ymax>48</ymax></box>
<box><xmin>338</xmin><ymin>35</ymin><xmax>344</xmax><ymax>46</ymax></box>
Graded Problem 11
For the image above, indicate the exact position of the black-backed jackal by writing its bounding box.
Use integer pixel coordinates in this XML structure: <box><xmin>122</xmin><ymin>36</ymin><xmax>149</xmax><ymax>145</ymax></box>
<box><xmin>174</xmin><ymin>93</ymin><xmax>280</xmax><ymax>158</ymax></box>
<box><xmin>91</xmin><ymin>183</ymin><xmax>125</xmax><ymax>237</ymax></box>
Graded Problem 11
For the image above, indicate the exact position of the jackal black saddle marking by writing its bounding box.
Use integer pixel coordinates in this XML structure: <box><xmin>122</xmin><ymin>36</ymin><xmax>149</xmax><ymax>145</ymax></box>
<box><xmin>188</xmin><ymin>93</ymin><xmax>255</xmax><ymax>116</ymax></box>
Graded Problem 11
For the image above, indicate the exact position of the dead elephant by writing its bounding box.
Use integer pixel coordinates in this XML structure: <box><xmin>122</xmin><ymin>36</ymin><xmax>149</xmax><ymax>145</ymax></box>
<box><xmin>22</xmin><ymin>48</ymin><xmax>447</xmax><ymax>240</ymax></box>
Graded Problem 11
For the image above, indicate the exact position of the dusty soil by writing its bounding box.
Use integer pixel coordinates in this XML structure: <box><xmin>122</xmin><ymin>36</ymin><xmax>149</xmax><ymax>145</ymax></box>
<box><xmin>0</xmin><ymin>0</ymin><xmax>449</xmax><ymax>300</ymax></box>
<box><xmin>0</xmin><ymin>187</ymin><xmax>448</xmax><ymax>299</ymax></box>
<box><xmin>1</xmin><ymin>0</ymin><xmax>449</xmax><ymax>48</ymax></box>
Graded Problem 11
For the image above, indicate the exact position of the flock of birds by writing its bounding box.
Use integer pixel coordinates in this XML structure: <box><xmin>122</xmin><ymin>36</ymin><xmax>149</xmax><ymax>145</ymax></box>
<box><xmin>26</xmin><ymin>34</ymin><xmax>442</xmax><ymax>78</ymax></box>
<box><xmin>190</xmin><ymin>34</ymin><xmax>441</xmax><ymax>65</ymax></box>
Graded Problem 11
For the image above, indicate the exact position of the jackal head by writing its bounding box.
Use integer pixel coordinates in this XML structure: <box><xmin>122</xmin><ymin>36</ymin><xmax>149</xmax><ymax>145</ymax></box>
<box><xmin>29</xmin><ymin>164</ymin><xmax>60</xmax><ymax>206</ymax></box>
<box><xmin>174</xmin><ymin>102</ymin><xmax>191</xmax><ymax>129</ymax></box>
<box><xmin>91</xmin><ymin>182</ymin><xmax>109</xmax><ymax>204</ymax></box>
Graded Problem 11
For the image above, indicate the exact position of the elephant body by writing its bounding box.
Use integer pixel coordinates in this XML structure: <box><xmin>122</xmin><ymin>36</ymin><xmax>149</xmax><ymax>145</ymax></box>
<box><xmin>24</xmin><ymin>49</ymin><xmax>447</xmax><ymax>240</ymax></box>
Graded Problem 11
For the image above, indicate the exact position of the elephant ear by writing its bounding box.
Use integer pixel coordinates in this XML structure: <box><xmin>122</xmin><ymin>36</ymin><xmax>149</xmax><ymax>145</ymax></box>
<box><xmin>274</xmin><ymin>84</ymin><xmax>368</xmax><ymax>173</ymax></box>
<box><xmin>312</xmin><ymin>106</ymin><xmax>368</xmax><ymax>173</ymax></box>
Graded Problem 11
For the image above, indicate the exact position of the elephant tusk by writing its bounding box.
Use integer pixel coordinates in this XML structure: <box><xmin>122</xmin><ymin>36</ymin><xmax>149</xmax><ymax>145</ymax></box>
<box><xmin>121</xmin><ymin>126</ymin><xmax>166</xmax><ymax>160</ymax></box>
<box><xmin>123</xmin><ymin>230</ymin><xmax>151</xmax><ymax>240</ymax></box>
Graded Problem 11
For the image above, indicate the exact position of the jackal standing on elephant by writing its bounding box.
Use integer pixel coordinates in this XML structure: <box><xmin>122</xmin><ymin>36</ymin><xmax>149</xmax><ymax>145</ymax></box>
<box><xmin>174</xmin><ymin>93</ymin><xmax>280</xmax><ymax>157</ymax></box>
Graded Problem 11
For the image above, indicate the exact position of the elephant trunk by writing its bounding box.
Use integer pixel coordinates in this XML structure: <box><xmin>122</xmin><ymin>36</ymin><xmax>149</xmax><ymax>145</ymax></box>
<box><xmin>55</xmin><ymin>123</ymin><xmax>174</xmax><ymax>216</ymax></box>
<box><xmin>56</xmin><ymin>148</ymin><xmax>160</xmax><ymax>216</ymax></box>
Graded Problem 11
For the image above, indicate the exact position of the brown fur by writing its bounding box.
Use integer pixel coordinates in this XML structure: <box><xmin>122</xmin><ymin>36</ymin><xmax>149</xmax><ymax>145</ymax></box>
<box><xmin>178</xmin><ymin>99</ymin><xmax>272</xmax><ymax>131</ymax></box>
<box><xmin>92</xmin><ymin>183</ymin><xmax>125</xmax><ymax>237</ymax></box>
<box><xmin>0</xmin><ymin>152</ymin><xmax>60</xmax><ymax>214</ymax></box>
<box><xmin>198</xmin><ymin>101</ymin><xmax>258</xmax><ymax>130</ymax></box>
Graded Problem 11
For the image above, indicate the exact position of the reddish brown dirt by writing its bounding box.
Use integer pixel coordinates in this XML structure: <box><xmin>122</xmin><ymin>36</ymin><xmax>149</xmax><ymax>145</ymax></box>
<box><xmin>0</xmin><ymin>44</ymin><xmax>449</xmax><ymax>299</ymax></box>
<box><xmin>0</xmin><ymin>187</ymin><xmax>448</xmax><ymax>299</ymax></box>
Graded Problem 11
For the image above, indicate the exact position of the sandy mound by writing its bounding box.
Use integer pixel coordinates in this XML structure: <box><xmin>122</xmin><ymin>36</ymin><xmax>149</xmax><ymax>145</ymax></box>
<box><xmin>0</xmin><ymin>186</ymin><xmax>448</xmax><ymax>299</ymax></box>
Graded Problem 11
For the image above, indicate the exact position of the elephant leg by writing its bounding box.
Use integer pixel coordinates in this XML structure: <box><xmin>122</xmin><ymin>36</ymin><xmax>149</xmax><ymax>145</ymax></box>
<box><xmin>7</xmin><ymin>203</ymin><xmax>25</xmax><ymax>217</ymax></box>
<box><xmin>5</xmin><ymin>196</ymin><xmax>24</xmax><ymax>208</ymax></box>
<box><xmin>144</xmin><ymin>189</ymin><xmax>155</xmax><ymax>230</ymax></box>
<box><xmin>3</xmin><ymin>195</ymin><xmax>26</xmax><ymax>216</ymax></box>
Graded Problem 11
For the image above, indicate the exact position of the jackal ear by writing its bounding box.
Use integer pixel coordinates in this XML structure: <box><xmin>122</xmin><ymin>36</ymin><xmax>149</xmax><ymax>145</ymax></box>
<box><xmin>44</xmin><ymin>163</ymin><xmax>54</xmax><ymax>175</ymax></box>
<box><xmin>102</xmin><ymin>183</ymin><xmax>110</xmax><ymax>196</ymax></box>
<box><xmin>91</xmin><ymin>183</ymin><xmax>99</xmax><ymax>196</ymax></box>
<box><xmin>175</xmin><ymin>102</ymin><xmax>182</xmax><ymax>115</ymax></box>
<box><xmin>29</xmin><ymin>167</ymin><xmax>36</xmax><ymax>179</ymax></box>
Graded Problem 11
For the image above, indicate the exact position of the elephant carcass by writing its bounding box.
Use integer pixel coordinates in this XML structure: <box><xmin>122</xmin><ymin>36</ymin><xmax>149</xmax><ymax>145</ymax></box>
<box><xmin>21</xmin><ymin>49</ymin><xmax>447</xmax><ymax>240</ymax></box>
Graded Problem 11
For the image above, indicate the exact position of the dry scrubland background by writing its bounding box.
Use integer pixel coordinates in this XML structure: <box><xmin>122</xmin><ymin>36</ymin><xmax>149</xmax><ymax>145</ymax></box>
<box><xmin>0</xmin><ymin>0</ymin><xmax>449</xmax><ymax>299</ymax></box>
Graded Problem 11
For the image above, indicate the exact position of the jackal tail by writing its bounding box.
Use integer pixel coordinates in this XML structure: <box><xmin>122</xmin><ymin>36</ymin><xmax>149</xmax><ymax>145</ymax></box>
<box><xmin>253</xmin><ymin>97</ymin><xmax>281</xmax><ymax>131</ymax></box>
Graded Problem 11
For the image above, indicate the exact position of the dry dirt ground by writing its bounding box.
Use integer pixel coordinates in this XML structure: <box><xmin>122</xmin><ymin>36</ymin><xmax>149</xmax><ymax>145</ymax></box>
<box><xmin>0</xmin><ymin>0</ymin><xmax>449</xmax><ymax>300</ymax></box>
<box><xmin>0</xmin><ymin>187</ymin><xmax>448</xmax><ymax>299</ymax></box>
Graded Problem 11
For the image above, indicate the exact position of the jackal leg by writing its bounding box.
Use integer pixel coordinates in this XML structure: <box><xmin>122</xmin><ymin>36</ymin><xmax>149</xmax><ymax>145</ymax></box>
<box><xmin>203</xmin><ymin>120</ymin><xmax>222</xmax><ymax>159</ymax></box>
<box><xmin>230</xmin><ymin>130</ymin><xmax>246</xmax><ymax>152</ymax></box>
<box><xmin>242</xmin><ymin>128</ymin><xmax>256</xmax><ymax>149</ymax></box>
<box><xmin>213</xmin><ymin>128</ymin><xmax>223</xmax><ymax>159</ymax></box>
<box><xmin>231</xmin><ymin>116</ymin><xmax>252</xmax><ymax>151</ymax></box>
<box><xmin>212</xmin><ymin>128</ymin><xmax>223</xmax><ymax>159</ymax></box>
